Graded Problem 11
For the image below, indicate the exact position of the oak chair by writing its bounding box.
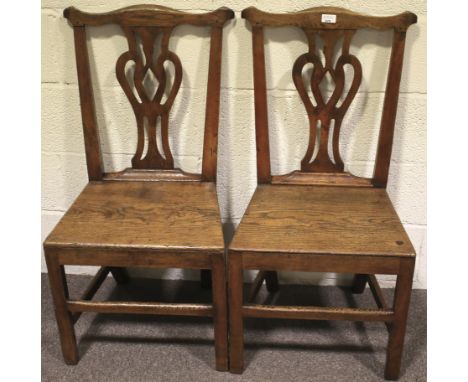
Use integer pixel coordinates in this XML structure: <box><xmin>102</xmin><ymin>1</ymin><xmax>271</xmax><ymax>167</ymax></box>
<box><xmin>43</xmin><ymin>5</ymin><xmax>234</xmax><ymax>371</ymax></box>
<box><xmin>229</xmin><ymin>6</ymin><xmax>417</xmax><ymax>380</ymax></box>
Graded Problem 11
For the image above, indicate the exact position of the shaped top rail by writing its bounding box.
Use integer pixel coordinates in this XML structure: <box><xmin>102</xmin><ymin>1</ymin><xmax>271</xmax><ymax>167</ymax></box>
<box><xmin>241</xmin><ymin>6</ymin><xmax>417</xmax><ymax>31</ymax></box>
<box><xmin>64</xmin><ymin>4</ymin><xmax>235</xmax><ymax>27</ymax></box>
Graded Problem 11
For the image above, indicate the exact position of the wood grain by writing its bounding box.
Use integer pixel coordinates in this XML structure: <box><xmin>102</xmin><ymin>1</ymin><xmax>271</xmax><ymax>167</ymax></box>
<box><xmin>49</xmin><ymin>4</ymin><xmax>233</xmax><ymax>372</ymax></box>
<box><xmin>64</xmin><ymin>5</ymin><xmax>234</xmax><ymax>27</ymax></box>
<box><xmin>252</xmin><ymin>26</ymin><xmax>271</xmax><ymax>183</ymax></box>
<box><xmin>51</xmin><ymin>247</ymin><xmax>214</xmax><ymax>269</ymax></box>
<box><xmin>67</xmin><ymin>300</ymin><xmax>213</xmax><ymax>316</ymax></box>
<box><xmin>115</xmin><ymin>25</ymin><xmax>181</xmax><ymax>170</ymax></box>
<box><xmin>72</xmin><ymin>26</ymin><xmax>102</xmax><ymax>181</ymax></box>
<box><xmin>44</xmin><ymin>181</ymin><xmax>224</xmax><ymax>252</ymax></box>
<box><xmin>243</xmin><ymin>305</ymin><xmax>394</xmax><ymax>322</ymax></box>
<box><xmin>232</xmin><ymin>5</ymin><xmax>418</xmax><ymax>377</ymax></box>
<box><xmin>242</xmin><ymin>6</ymin><xmax>416</xmax><ymax>186</ymax></box>
<box><xmin>271</xmin><ymin>171</ymin><xmax>373</xmax><ymax>187</ymax></box>
<box><xmin>385</xmin><ymin>258</ymin><xmax>415</xmax><ymax>380</ymax></box>
<box><xmin>44</xmin><ymin>252</ymin><xmax>78</xmax><ymax>364</ymax></box>
<box><xmin>64</xmin><ymin>5</ymin><xmax>234</xmax><ymax>180</ymax></box>
<box><xmin>211</xmin><ymin>254</ymin><xmax>229</xmax><ymax>371</ymax></box>
<box><xmin>241</xmin><ymin>252</ymin><xmax>401</xmax><ymax>275</ymax></box>
<box><xmin>373</xmin><ymin>30</ymin><xmax>409</xmax><ymax>187</ymax></box>
<box><xmin>102</xmin><ymin>168</ymin><xmax>201</xmax><ymax>182</ymax></box>
<box><xmin>292</xmin><ymin>29</ymin><xmax>361</xmax><ymax>173</ymax></box>
<box><xmin>72</xmin><ymin>266</ymin><xmax>110</xmax><ymax>323</ymax></box>
<box><xmin>228</xmin><ymin>251</ymin><xmax>244</xmax><ymax>374</ymax></box>
<box><xmin>230</xmin><ymin>185</ymin><xmax>415</xmax><ymax>257</ymax></box>
<box><xmin>242</xmin><ymin>6</ymin><xmax>416</xmax><ymax>31</ymax></box>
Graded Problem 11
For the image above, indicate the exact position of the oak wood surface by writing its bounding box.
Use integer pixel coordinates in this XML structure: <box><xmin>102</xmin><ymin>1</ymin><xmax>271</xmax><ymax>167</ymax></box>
<box><xmin>242</xmin><ymin>6</ymin><xmax>416</xmax><ymax>187</ymax></box>
<box><xmin>48</xmin><ymin>4</ymin><xmax>233</xmax><ymax>372</ymax></box>
<box><xmin>71</xmin><ymin>266</ymin><xmax>110</xmax><ymax>323</ymax></box>
<box><xmin>102</xmin><ymin>168</ymin><xmax>201</xmax><ymax>182</ymax></box>
<box><xmin>252</xmin><ymin>26</ymin><xmax>271</xmax><ymax>183</ymax></box>
<box><xmin>373</xmin><ymin>30</ymin><xmax>409</xmax><ymax>187</ymax></box>
<box><xmin>45</xmin><ymin>181</ymin><xmax>224</xmax><ymax>252</ymax></box>
<box><xmin>202</xmin><ymin>26</ymin><xmax>224</xmax><ymax>181</ymax></box>
<box><xmin>45</xmin><ymin>254</ymin><xmax>79</xmax><ymax>364</ymax></box>
<box><xmin>230</xmin><ymin>6</ymin><xmax>417</xmax><ymax>378</ymax></box>
<box><xmin>230</xmin><ymin>185</ymin><xmax>415</xmax><ymax>257</ymax></box>
<box><xmin>368</xmin><ymin>274</ymin><xmax>390</xmax><ymax>311</ymax></box>
<box><xmin>241</xmin><ymin>252</ymin><xmax>401</xmax><ymax>274</ymax></box>
<box><xmin>242</xmin><ymin>305</ymin><xmax>394</xmax><ymax>322</ymax></box>
<box><xmin>72</xmin><ymin>26</ymin><xmax>102</xmax><ymax>181</ymax></box>
<box><xmin>228</xmin><ymin>251</ymin><xmax>244</xmax><ymax>373</ymax></box>
<box><xmin>50</xmin><ymin>246</ymin><xmax>214</xmax><ymax>268</ymax></box>
<box><xmin>67</xmin><ymin>300</ymin><xmax>213</xmax><ymax>316</ymax></box>
<box><xmin>385</xmin><ymin>258</ymin><xmax>414</xmax><ymax>380</ymax></box>
<box><xmin>271</xmin><ymin>171</ymin><xmax>373</xmax><ymax>187</ymax></box>
<box><xmin>65</xmin><ymin>5</ymin><xmax>234</xmax><ymax>27</ymax></box>
<box><xmin>242</xmin><ymin>6</ymin><xmax>416</xmax><ymax>31</ymax></box>
<box><xmin>64</xmin><ymin>5</ymin><xmax>233</xmax><ymax>181</ymax></box>
<box><xmin>210</xmin><ymin>254</ymin><xmax>229</xmax><ymax>371</ymax></box>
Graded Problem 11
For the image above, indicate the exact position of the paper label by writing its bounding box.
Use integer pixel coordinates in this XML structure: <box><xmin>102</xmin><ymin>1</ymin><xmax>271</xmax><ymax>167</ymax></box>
<box><xmin>321</xmin><ymin>14</ymin><xmax>337</xmax><ymax>24</ymax></box>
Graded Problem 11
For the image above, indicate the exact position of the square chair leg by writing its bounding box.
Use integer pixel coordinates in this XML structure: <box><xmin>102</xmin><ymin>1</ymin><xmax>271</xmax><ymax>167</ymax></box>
<box><xmin>211</xmin><ymin>255</ymin><xmax>228</xmax><ymax>371</ymax></box>
<box><xmin>385</xmin><ymin>258</ymin><xmax>415</xmax><ymax>380</ymax></box>
<box><xmin>228</xmin><ymin>252</ymin><xmax>244</xmax><ymax>373</ymax></box>
<box><xmin>265</xmin><ymin>271</ymin><xmax>279</xmax><ymax>293</ymax></box>
<box><xmin>45</xmin><ymin>251</ymin><xmax>78</xmax><ymax>364</ymax></box>
<box><xmin>351</xmin><ymin>274</ymin><xmax>368</xmax><ymax>294</ymax></box>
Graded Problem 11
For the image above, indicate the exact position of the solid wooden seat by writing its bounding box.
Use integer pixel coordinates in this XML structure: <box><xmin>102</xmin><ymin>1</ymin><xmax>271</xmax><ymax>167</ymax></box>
<box><xmin>44</xmin><ymin>5</ymin><xmax>234</xmax><ymax>372</ymax></box>
<box><xmin>45</xmin><ymin>181</ymin><xmax>224</xmax><ymax>252</ymax></box>
<box><xmin>230</xmin><ymin>185</ymin><xmax>414</xmax><ymax>257</ymax></box>
<box><xmin>228</xmin><ymin>6</ymin><xmax>418</xmax><ymax>381</ymax></box>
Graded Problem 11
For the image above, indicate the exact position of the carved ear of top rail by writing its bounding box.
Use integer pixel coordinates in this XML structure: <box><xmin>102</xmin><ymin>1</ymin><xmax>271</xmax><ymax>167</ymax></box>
<box><xmin>241</xmin><ymin>6</ymin><xmax>416</xmax><ymax>187</ymax></box>
<box><xmin>64</xmin><ymin>5</ymin><xmax>234</xmax><ymax>182</ymax></box>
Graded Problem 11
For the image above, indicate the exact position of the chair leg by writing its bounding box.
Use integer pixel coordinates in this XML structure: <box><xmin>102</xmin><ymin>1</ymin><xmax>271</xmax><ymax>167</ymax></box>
<box><xmin>351</xmin><ymin>273</ymin><xmax>368</xmax><ymax>293</ymax></box>
<box><xmin>211</xmin><ymin>255</ymin><xmax>228</xmax><ymax>371</ymax></box>
<box><xmin>109</xmin><ymin>267</ymin><xmax>130</xmax><ymax>284</ymax></box>
<box><xmin>265</xmin><ymin>271</ymin><xmax>279</xmax><ymax>293</ymax></box>
<box><xmin>385</xmin><ymin>258</ymin><xmax>415</xmax><ymax>380</ymax></box>
<box><xmin>45</xmin><ymin>251</ymin><xmax>79</xmax><ymax>365</ymax></box>
<box><xmin>228</xmin><ymin>252</ymin><xmax>244</xmax><ymax>373</ymax></box>
<box><xmin>201</xmin><ymin>269</ymin><xmax>212</xmax><ymax>289</ymax></box>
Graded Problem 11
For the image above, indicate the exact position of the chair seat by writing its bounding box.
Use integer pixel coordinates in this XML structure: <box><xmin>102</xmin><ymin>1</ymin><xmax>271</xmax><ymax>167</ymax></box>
<box><xmin>45</xmin><ymin>181</ymin><xmax>224</xmax><ymax>253</ymax></box>
<box><xmin>230</xmin><ymin>184</ymin><xmax>415</xmax><ymax>257</ymax></box>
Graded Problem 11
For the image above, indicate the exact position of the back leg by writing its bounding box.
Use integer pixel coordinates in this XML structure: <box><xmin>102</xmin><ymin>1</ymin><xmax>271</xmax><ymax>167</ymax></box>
<box><xmin>200</xmin><ymin>269</ymin><xmax>212</xmax><ymax>289</ymax></box>
<box><xmin>351</xmin><ymin>274</ymin><xmax>368</xmax><ymax>294</ymax></box>
<box><xmin>109</xmin><ymin>267</ymin><xmax>130</xmax><ymax>284</ymax></box>
<box><xmin>265</xmin><ymin>271</ymin><xmax>279</xmax><ymax>293</ymax></box>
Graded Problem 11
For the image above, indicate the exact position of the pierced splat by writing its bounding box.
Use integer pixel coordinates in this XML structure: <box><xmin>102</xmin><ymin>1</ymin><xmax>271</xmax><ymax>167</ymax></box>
<box><xmin>116</xmin><ymin>26</ymin><xmax>182</xmax><ymax>170</ymax></box>
<box><xmin>292</xmin><ymin>29</ymin><xmax>362</xmax><ymax>173</ymax></box>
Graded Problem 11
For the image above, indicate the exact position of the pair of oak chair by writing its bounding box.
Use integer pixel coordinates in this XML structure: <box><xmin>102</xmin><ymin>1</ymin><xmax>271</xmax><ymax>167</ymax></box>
<box><xmin>44</xmin><ymin>4</ymin><xmax>417</xmax><ymax>380</ymax></box>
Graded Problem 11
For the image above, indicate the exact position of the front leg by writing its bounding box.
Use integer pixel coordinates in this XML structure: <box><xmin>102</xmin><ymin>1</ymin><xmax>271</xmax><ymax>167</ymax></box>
<box><xmin>45</xmin><ymin>251</ymin><xmax>79</xmax><ymax>364</ymax></box>
<box><xmin>384</xmin><ymin>258</ymin><xmax>415</xmax><ymax>380</ymax></box>
<box><xmin>109</xmin><ymin>267</ymin><xmax>130</xmax><ymax>284</ymax></box>
<box><xmin>228</xmin><ymin>251</ymin><xmax>244</xmax><ymax>373</ymax></box>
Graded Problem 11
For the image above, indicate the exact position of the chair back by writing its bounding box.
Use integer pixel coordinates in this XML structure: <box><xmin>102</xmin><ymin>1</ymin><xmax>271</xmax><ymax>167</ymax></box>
<box><xmin>242</xmin><ymin>6</ymin><xmax>417</xmax><ymax>187</ymax></box>
<box><xmin>65</xmin><ymin>5</ymin><xmax>234</xmax><ymax>182</ymax></box>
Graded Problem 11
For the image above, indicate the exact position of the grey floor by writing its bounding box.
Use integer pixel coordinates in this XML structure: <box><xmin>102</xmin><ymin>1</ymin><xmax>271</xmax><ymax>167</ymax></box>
<box><xmin>42</xmin><ymin>274</ymin><xmax>426</xmax><ymax>381</ymax></box>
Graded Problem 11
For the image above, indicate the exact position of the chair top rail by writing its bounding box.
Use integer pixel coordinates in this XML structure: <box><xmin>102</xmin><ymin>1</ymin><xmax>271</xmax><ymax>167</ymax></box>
<box><xmin>64</xmin><ymin>4</ymin><xmax>234</xmax><ymax>27</ymax></box>
<box><xmin>241</xmin><ymin>6</ymin><xmax>417</xmax><ymax>31</ymax></box>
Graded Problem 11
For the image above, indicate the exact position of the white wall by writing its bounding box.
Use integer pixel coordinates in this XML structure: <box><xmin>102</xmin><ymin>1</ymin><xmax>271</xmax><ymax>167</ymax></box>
<box><xmin>41</xmin><ymin>0</ymin><xmax>427</xmax><ymax>288</ymax></box>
